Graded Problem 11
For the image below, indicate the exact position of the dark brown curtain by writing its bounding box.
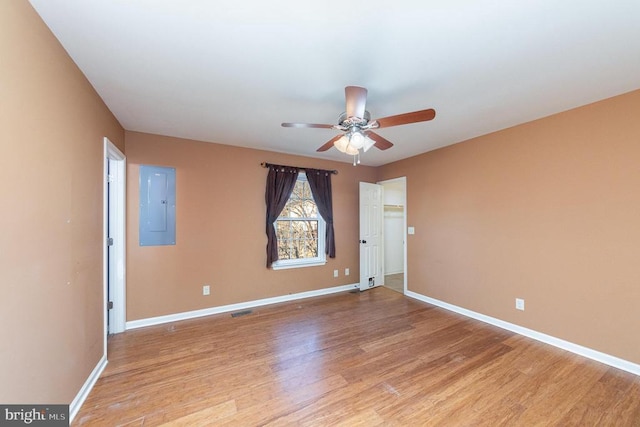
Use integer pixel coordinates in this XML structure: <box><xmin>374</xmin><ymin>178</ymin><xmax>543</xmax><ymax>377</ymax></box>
<box><xmin>265</xmin><ymin>165</ymin><xmax>299</xmax><ymax>268</ymax></box>
<box><xmin>305</xmin><ymin>168</ymin><xmax>336</xmax><ymax>259</ymax></box>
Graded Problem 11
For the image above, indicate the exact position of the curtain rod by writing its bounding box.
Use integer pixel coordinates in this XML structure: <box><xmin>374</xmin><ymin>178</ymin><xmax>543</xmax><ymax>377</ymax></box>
<box><xmin>260</xmin><ymin>162</ymin><xmax>338</xmax><ymax>175</ymax></box>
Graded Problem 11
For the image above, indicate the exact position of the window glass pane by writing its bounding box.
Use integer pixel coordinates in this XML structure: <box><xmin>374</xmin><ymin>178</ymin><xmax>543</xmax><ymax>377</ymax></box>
<box><xmin>275</xmin><ymin>173</ymin><xmax>323</xmax><ymax>264</ymax></box>
<box><xmin>278</xmin><ymin>243</ymin><xmax>292</xmax><ymax>260</ymax></box>
<box><xmin>289</xmin><ymin>200</ymin><xmax>304</xmax><ymax>218</ymax></box>
<box><xmin>292</xmin><ymin>181</ymin><xmax>304</xmax><ymax>200</ymax></box>
<box><xmin>276</xmin><ymin>220</ymin><xmax>290</xmax><ymax>240</ymax></box>
<box><xmin>290</xmin><ymin>220</ymin><xmax>306</xmax><ymax>234</ymax></box>
<box><xmin>300</xmin><ymin>181</ymin><xmax>309</xmax><ymax>199</ymax></box>
<box><xmin>276</xmin><ymin>222</ymin><xmax>292</xmax><ymax>260</ymax></box>
<box><xmin>309</xmin><ymin>221</ymin><xmax>318</xmax><ymax>256</ymax></box>
<box><xmin>303</xmin><ymin>200</ymin><xmax>317</xmax><ymax>216</ymax></box>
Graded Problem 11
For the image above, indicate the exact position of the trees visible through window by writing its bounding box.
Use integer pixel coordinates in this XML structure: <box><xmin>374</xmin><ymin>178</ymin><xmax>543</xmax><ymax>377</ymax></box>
<box><xmin>274</xmin><ymin>173</ymin><xmax>325</xmax><ymax>267</ymax></box>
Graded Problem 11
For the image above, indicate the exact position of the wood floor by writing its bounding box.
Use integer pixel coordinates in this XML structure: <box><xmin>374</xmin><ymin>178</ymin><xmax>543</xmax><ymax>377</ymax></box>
<box><xmin>74</xmin><ymin>287</ymin><xmax>640</xmax><ymax>426</ymax></box>
<box><xmin>384</xmin><ymin>273</ymin><xmax>404</xmax><ymax>294</ymax></box>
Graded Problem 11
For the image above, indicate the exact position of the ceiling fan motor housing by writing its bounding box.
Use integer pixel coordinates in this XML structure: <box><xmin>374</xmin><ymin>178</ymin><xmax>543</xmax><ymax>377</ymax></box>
<box><xmin>338</xmin><ymin>111</ymin><xmax>370</xmax><ymax>126</ymax></box>
<box><xmin>336</xmin><ymin>111</ymin><xmax>379</xmax><ymax>132</ymax></box>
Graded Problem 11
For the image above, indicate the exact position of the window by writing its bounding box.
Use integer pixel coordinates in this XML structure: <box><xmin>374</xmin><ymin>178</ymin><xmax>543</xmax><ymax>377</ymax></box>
<box><xmin>272</xmin><ymin>173</ymin><xmax>326</xmax><ymax>269</ymax></box>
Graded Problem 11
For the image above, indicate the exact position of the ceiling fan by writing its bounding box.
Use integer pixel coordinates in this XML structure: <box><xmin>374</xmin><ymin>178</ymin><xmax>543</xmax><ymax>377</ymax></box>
<box><xmin>282</xmin><ymin>86</ymin><xmax>436</xmax><ymax>164</ymax></box>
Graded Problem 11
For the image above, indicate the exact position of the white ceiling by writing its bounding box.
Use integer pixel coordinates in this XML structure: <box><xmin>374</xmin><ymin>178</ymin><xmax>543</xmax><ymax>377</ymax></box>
<box><xmin>29</xmin><ymin>0</ymin><xmax>640</xmax><ymax>167</ymax></box>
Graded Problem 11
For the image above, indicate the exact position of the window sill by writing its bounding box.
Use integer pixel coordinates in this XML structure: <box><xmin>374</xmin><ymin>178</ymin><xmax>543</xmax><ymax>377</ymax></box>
<box><xmin>271</xmin><ymin>258</ymin><xmax>327</xmax><ymax>270</ymax></box>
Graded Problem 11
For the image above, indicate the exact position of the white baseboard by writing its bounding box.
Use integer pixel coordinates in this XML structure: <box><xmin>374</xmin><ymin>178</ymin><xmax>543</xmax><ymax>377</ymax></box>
<box><xmin>406</xmin><ymin>291</ymin><xmax>640</xmax><ymax>377</ymax></box>
<box><xmin>126</xmin><ymin>283</ymin><xmax>360</xmax><ymax>330</ymax></box>
<box><xmin>69</xmin><ymin>355</ymin><xmax>108</xmax><ymax>423</ymax></box>
<box><xmin>385</xmin><ymin>270</ymin><xmax>404</xmax><ymax>275</ymax></box>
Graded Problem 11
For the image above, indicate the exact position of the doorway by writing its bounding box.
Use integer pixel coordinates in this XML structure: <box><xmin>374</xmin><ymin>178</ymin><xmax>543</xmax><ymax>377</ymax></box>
<box><xmin>104</xmin><ymin>137</ymin><xmax>126</xmax><ymax>339</ymax></box>
<box><xmin>380</xmin><ymin>177</ymin><xmax>406</xmax><ymax>294</ymax></box>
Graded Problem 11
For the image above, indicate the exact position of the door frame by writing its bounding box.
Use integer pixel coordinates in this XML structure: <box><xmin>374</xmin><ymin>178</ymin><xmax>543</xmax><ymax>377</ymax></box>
<box><xmin>103</xmin><ymin>137</ymin><xmax>126</xmax><ymax>338</ymax></box>
<box><xmin>378</xmin><ymin>177</ymin><xmax>407</xmax><ymax>294</ymax></box>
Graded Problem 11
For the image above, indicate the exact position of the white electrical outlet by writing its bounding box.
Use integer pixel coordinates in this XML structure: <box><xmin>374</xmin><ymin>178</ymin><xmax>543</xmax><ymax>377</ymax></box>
<box><xmin>408</xmin><ymin>226</ymin><xmax>415</xmax><ymax>235</ymax></box>
<box><xmin>333</xmin><ymin>269</ymin><xmax>339</xmax><ymax>278</ymax></box>
<box><xmin>345</xmin><ymin>268</ymin><xmax>350</xmax><ymax>276</ymax></box>
<box><xmin>203</xmin><ymin>285</ymin><xmax>210</xmax><ymax>296</ymax></box>
<box><xmin>515</xmin><ymin>298</ymin><xmax>525</xmax><ymax>311</ymax></box>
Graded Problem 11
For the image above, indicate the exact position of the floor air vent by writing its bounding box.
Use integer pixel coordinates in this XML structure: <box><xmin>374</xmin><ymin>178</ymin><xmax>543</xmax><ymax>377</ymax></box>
<box><xmin>231</xmin><ymin>309</ymin><xmax>253</xmax><ymax>318</ymax></box>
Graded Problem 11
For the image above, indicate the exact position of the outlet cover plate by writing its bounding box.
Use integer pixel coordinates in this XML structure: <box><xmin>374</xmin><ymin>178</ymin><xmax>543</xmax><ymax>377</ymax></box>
<box><xmin>515</xmin><ymin>298</ymin><xmax>525</xmax><ymax>311</ymax></box>
<box><xmin>203</xmin><ymin>285</ymin><xmax>210</xmax><ymax>296</ymax></box>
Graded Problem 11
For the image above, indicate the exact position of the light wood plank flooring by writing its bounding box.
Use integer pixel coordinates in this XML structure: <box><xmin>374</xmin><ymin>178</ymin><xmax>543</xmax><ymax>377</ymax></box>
<box><xmin>74</xmin><ymin>287</ymin><xmax>640</xmax><ymax>426</ymax></box>
<box><xmin>384</xmin><ymin>273</ymin><xmax>404</xmax><ymax>294</ymax></box>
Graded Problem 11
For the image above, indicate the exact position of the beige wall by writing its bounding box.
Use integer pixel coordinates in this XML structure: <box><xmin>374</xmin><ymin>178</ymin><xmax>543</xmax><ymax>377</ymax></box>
<box><xmin>0</xmin><ymin>2</ymin><xmax>124</xmax><ymax>403</ymax></box>
<box><xmin>379</xmin><ymin>89</ymin><xmax>640</xmax><ymax>365</ymax></box>
<box><xmin>4</xmin><ymin>0</ymin><xmax>639</xmax><ymax>406</ymax></box>
<box><xmin>125</xmin><ymin>131</ymin><xmax>376</xmax><ymax>321</ymax></box>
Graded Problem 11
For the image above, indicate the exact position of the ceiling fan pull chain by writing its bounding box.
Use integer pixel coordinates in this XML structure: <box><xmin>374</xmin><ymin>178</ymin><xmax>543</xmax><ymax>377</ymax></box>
<box><xmin>352</xmin><ymin>151</ymin><xmax>360</xmax><ymax>166</ymax></box>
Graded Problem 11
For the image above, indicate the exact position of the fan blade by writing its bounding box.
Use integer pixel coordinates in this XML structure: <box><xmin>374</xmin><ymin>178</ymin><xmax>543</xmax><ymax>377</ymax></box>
<box><xmin>282</xmin><ymin>122</ymin><xmax>334</xmax><ymax>129</ymax></box>
<box><xmin>367</xmin><ymin>132</ymin><xmax>394</xmax><ymax>150</ymax></box>
<box><xmin>317</xmin><ymin>134</ymin><xmax>342</xmax><ymax>152</ymax></box>
<box><xmin>375</xmin><ymin>108</ymin><xmax>436</xmax><ymax>128</ymax></box>
<box><xmin>345</xmin><ymin>86</ymin><xmax>367</xmax><ymax>119</ymax></box>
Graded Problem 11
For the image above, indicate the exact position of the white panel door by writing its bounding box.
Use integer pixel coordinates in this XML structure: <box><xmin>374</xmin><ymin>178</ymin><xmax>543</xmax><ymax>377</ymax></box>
<box><xmin>359</xmin><ymin>182</ymin><xmax>384</xmax><ymax>291</ymax></box>
<box><xmin>105</xmin><ymin>138</ymin><xmax>126</xmax><ymax>335</ymax></box>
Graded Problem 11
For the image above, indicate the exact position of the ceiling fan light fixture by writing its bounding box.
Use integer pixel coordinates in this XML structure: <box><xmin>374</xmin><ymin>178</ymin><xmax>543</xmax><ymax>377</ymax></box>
<box><xmin>282</xmin><ymin>86</ymin><xmax>435</xmax><ymax>163</ymax></box>
<box><xmin>349</xmin><ymin>130</ymin><xmax>365</xmax><ymax>150</ymax></box>
<box><xmin>335</xmin><ymin>134</ymin><xmax>359</xmax><ymax>155</ymax></box>
<box><xmin>363</xmin><ymin>135</ymin><xmax>375</xmax><ymax>152</ymax></box>
<box><xmin>344</xmin><ymin>144</ymin><xmax>359</xmax><ymax>156</ymax></box>
<box><xmin>334</xmin><ymin>135</ymin><xmax>350</xmax><ymax>153</ymax></box>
